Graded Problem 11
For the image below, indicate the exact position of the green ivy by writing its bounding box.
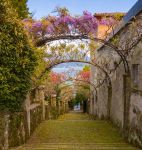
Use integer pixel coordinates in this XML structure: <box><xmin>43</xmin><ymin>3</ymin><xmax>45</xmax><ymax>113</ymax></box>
<box><xmin>0</xmin><ymin>0</ymin><xmax>37</xmax><ymax>112</ymax></box>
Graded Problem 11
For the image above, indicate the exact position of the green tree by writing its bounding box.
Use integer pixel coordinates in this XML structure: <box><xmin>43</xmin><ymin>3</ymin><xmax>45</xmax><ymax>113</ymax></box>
<box><xmin>0</xmin><ymin>0</ymin><xmax>36</xmax><ymax>112</ymax></box>
<box><xmin>74</xmin><ymin>91</ymin><xmax>88</xmax><ymax>104</ymax></box>
<box><xmin>11</xmin><ymin>0</ymin><xmax>29</xmax><ymax>19</ymax></box>
<box><xmin>83</xmin><ymin>65</ymin><xmax>90</xmax><ymax>71</ymax></box>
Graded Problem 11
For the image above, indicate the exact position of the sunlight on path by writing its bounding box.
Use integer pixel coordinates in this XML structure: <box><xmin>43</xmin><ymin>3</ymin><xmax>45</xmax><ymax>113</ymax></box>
<box><xmin>12</xmin><ymin>112</ymin><xmax>139</xmax><ymax>150</ymax></box>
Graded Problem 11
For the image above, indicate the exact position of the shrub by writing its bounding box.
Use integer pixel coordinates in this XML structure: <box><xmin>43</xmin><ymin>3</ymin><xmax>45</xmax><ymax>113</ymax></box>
<box><xmin>0</xmin><ymin>0</ymin><xmax>37</xmax><ymax>112</ymax></box>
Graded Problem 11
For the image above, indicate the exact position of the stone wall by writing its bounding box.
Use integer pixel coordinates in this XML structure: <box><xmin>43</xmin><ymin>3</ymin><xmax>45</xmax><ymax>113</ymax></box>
<box><xmin>0</xmin><ymin>114</ymin><xmax>5</xmax><ymax>149</ymax></box>
<box><xmin>111</xmin><ymin>63</ymin><xmax>124</xmax><ymax>128</ymax></box>
<box><xmin>91</xmin><ymin>10</ymin><xmax>142</xmax><ymax>148</ymax></box>
<box><xmin>0</xmin><ymin>105</ymin><xmax>44</xmax><ymax>150</ymax></box>
<box><xmin>97</xmin><ymin>82</ymin><xmax>108</xmax><ymax>119</ymax></box>
<box><xmin>1</xmin><ymin>88</ymin><xmax>67</xmax><ymax>149</ymax></box>
<box><xmin>0</xmin><ymin>85</ymin><xmax>51</xmax><ymax>149</ymax></box>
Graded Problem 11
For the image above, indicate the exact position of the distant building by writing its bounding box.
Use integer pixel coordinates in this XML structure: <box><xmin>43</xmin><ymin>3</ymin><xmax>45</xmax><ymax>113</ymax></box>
<box><xmin>94</xmin><ymin>12</ymin><xmax>125</xmax><ymax>39</ymax></box>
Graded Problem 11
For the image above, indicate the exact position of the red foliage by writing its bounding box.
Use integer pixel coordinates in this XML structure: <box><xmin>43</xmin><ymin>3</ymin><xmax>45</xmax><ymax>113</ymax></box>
<box><xmin>77</xmin><ymin>70</ymin><xmax>90</xmax><ymax>82</ymax></box>
<box><xmin>49</xmin><ymin>72</ymin><xmax>65</xmax><ymax>84</ymax></box>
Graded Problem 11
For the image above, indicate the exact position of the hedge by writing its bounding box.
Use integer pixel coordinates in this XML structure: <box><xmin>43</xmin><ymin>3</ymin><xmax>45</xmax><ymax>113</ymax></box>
<box><xmin>0</xmin><ymin>0</ymin><xmax>37</xmax><ymax>112</ymax></box>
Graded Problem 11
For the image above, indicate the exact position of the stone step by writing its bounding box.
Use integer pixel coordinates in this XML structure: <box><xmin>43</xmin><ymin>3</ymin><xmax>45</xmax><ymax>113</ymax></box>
<box><xmin>12</xmin><ymin>143</ymin><xmax>139</xmax><ymax>150</ymax></box>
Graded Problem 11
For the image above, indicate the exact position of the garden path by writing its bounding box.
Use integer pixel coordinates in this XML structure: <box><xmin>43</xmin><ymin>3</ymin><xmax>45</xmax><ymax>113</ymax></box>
<box><xmin>12</xmin><ymin>112</ymin><xmax>139</xmax><ymax>150</ymax></box>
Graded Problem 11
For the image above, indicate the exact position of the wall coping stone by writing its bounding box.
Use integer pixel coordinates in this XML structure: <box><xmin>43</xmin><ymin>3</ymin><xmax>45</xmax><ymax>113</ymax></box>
<box><xmin>27</xmin><ymin>103</ymin><xmax>41</xmax><ymax>111</ymax></box>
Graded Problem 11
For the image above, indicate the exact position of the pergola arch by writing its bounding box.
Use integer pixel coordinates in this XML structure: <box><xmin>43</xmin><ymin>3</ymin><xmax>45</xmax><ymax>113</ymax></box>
<box><xmin>57</xmin><ymin>78</ymin><xmax>98</xmax><ymax>96</ymax></box>
<box><xmin>53</xmin><ymin>77</ymin><xmax>110</xmax><ymax>113</ymax></box>
<box><xmin>24</xmin><ymin>6</ymin><xmax>142</xmax><ymax>137</ymax></box>
<box><xmin>37</xmin><ymin>60</ymin><xmax>111</xmax><ymax>86</ymax></box>
<box><xmin>55</xmin><ymin>78</ymin><xmax>110</xmax><ymax>113</ymax></box>
<box><xmin>36</xmin><ymin>34</ymin><xmax>129</xmax><ymax>73</ymax></box>
<box><xmin>33</xmin><ymin>11</ymin><xmax>142</xmax><ymax>132</ymax></box>
<box><xmin>57</xmin><ymin>83</ymin><xmax>94</xmax><ymax>102</ymax></box>
<box><xmin>57</xmin><ymin>83</ymin><xmax>93</xmax><ymax>112</ymax></box>
<box><xmin>30</xmin><ymin>26</ymin><xmax>119</xmax><ymax>118</ymax></box>
<box><xmin>36</xmin><ymin>59</ymin><xmax>112</xmax><ymax>117</ymax></box>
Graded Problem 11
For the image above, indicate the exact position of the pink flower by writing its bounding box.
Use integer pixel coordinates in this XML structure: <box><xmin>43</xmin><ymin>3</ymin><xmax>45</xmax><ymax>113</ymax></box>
<box><xmin>32</xmin><ymin>22</ymin><xmax>42</xmax><ymax>28</ymax></box>
<box><xmin>47</xmin><ymin>25</ymin><xmax>55</xmax><ymax>34</ymax></box>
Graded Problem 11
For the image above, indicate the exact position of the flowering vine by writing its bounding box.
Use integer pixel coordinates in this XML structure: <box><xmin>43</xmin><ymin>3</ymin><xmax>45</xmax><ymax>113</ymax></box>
<box><xmin>23</xmin><ymin>10</ymin><xmax>118</xmax><ymax>45</ymax></box>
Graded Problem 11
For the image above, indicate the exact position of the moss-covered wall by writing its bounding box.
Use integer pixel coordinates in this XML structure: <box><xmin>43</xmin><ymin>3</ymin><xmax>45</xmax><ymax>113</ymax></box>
<box><xmin>0</xmin><ymin>105</ymin><xmax>46</xmax><ymax>149</ymax></box>
<box><xmin>0</xmin><ymin>103</ymin><xmax>66</xmax><ymax>149</ymax></box>
<box><xmin>8</xmin><ymin>112</ymin><xmax>27</xmax><ymax>147</ymax></box>
<box><xmin>8</xmin><ymin>105</ymin><xmax>43</xmax><ymax>148</ymax></box>
<box><xmin>0</xmin><ymin>114</ymin><xmax>5</xmax><ymax>150</ymax></box>
<box><xmin>30</xmin><ymin>106</ymin><xmax>42</xmax><ymax>134</ymax></box>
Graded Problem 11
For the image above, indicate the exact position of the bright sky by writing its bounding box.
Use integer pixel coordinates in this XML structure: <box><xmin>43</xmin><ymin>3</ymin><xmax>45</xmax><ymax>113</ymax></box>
<box><xmin>28</xmin><ymin>0</ymin><xmax>138</xmax><ymax>19</ymax></box>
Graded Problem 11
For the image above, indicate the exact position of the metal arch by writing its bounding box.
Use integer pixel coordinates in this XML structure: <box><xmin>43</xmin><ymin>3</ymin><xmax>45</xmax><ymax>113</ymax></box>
<box><xmin>37</xmin><ymin>60</ymin><xmax>111</xmax><ymax>87</ymax></box>
<box><xmin>36</xmin><ymin>34</ymin><xmax>129</xmax><ymax>73</ymax></box>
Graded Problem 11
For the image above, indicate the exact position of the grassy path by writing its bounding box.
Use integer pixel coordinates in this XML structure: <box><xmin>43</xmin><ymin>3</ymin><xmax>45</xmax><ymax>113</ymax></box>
<box><xmin>12</xmin><ymin>112</ymin><xmax>139</xmax><ymax>150</ymax></box>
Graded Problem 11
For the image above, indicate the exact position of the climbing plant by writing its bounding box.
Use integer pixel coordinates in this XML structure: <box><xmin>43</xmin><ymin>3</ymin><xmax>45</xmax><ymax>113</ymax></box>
<box><xmin>23</xmin><ymin>8</ymin><xmax>118</xmax><ymax>46</ymax></box>
<box><xmin>0</xmin><ymin>0</ymin><xmax>37</xmax><ymax>112</ymax></box>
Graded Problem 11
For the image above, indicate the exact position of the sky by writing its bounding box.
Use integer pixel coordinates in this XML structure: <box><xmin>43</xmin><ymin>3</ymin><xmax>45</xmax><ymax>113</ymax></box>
<box><xmin>27</xmin><ymin>0</ymin><xmax>138</xmax><ymax>19</ymax></box>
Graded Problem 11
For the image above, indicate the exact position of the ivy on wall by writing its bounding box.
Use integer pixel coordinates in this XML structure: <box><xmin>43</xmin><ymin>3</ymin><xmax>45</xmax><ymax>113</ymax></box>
<box><xmin>0</xmin><ymin>0</ymin><xmax>37</xmax><ymax>112</ymax></box>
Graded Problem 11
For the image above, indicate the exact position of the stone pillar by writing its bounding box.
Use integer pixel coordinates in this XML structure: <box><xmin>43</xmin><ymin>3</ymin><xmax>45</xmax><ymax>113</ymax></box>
<box><xmin>51</xmin><ymin>94</ymin><xmax>56</xmax><ymax>108</ymax></box>
<box><xmin>107</xmin><ymin>85</ymin><xmax>112</xmax><ymax>119</ymax></box>
<box><xmin>89</xmin><ymin>97</ymin><xmax>93</xmax><ymax>114</ymax></box>
<box><xmin>35</xmin><ymin>88</ymin><xmax>39</xmax><ymax>102</ymax></box>
<box><xmin>38</xmin><ymin>85</ymin><xmax>45</xmax><ymax>120</ymax></box>
<box><xmin>93</xmin><ymin>94</ymin><xmax>98</xmax><ymax>116</ymax></box>
<box><xmin>60</xmin><ymin>101</ymin><xmax>63</xmax><ymax>114</ymax></box>
<box><xmin>24</xmin><ymin>93</ymin><xmax>31</xmax><ymax>136</ymax></box>
<box><xmin>62</xmin><ymin>101</ymin><xmax>65</xmax><ymax>114</ymax></box>
<box><xmin>57</xmin><ymin>100</ymin><xmax>61</xmax><ymax>115</ymax></box>
<box><xmin>123</xmin><ymin>74</ymin><xmax>131</xmax><ymax>137</ymax></box>
<box><xmin>65</xmin><ymin>101</ymin><xmax>69</xmax><ymax>113</ymax></box>
<box><xmin>3</xmin><ymin>113</ymin><xmax>10</xmax><ymax>150</ymax></box>
<box><xmin>45</xmin><ymin>101</ymin><xmax>49</xmax><ymax>119</ymax></box>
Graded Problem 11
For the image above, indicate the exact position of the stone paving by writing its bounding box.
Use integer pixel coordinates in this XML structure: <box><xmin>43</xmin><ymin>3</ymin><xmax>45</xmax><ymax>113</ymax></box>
<box><xmin>11</xmin><ymin>112</ymin><xmax>139</xmax><ymax>150</ymax></box>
